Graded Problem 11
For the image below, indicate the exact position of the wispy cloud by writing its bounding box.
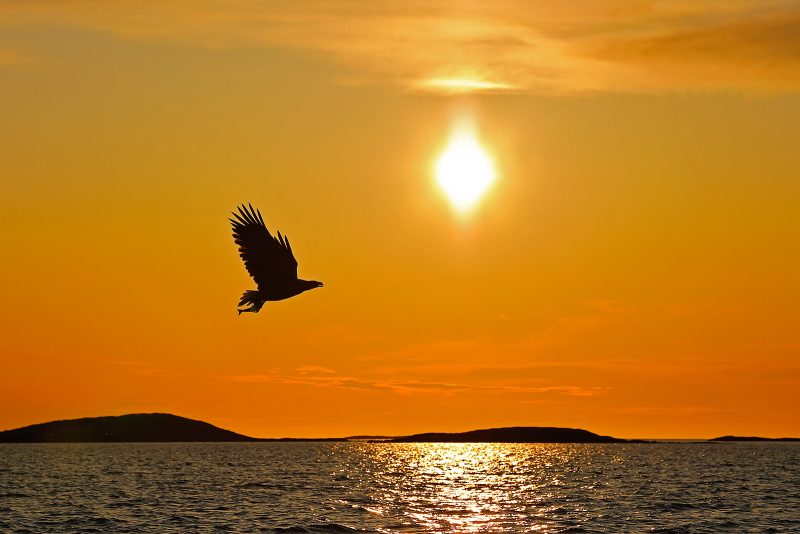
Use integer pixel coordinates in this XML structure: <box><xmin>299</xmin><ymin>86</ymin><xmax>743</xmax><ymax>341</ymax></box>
<box><xmin>361</xmin><ymin>299</ymin><xmax>629</xmax><ymax>372</ymax></box>
<box><xmin>2</xmin><ymin>1</ymin><xmax>800</xmax><ymax>92</ymax></box>
<box><xmin>225</xmin><ymin>369</ymin><xmax>607</xmax><ymax>397</ymax></box>
<box><xmin>295</xmin><ymin>365</ymin><xmax>335</xmax><ymax>375</ymax></box>
<box><xmin>580</xmin><ymin>4</ymin><xmax>800</xmax><ymax>91</ymax></box>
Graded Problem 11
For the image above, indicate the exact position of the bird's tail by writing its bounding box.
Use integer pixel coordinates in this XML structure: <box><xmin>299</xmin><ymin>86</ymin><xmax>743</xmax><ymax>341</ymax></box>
<box><xmin>238</xmin><ymin>290</ymin><xmax>265</xmax><ymax>314</ymax></box>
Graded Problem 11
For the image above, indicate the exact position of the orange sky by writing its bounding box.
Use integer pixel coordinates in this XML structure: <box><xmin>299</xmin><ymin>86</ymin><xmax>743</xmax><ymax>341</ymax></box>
<box><xmin>1</xmin><ymin>1</ymin><xmax>799</xmax><ymax>438</ymax></box>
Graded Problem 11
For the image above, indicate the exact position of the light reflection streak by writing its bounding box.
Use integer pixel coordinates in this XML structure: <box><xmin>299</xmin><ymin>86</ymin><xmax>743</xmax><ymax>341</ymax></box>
<box><xmin>357</xmin><ymin>442</ymin><xmax>590</xmax><ymax>532</ymax></box>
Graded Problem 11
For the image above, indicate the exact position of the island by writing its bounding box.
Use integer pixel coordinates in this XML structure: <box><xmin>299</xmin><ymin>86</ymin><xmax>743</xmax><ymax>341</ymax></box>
<box><xmin>0</xmin><ymin>413</ymin><xmax>343</xmax><ymax>443</ymax></box>
<box><xmin>390</xmin><ymin>426</ymin><xmax>634</xmax><ymax>443</ymax></box>
<box><xmin>3</xmin><ymin>414</ymin><xmax>794</xmax><ymax>443</ymax></box>
<box><xmin>709</xmin><ymin>436</ymin><xmax>800</xmax><ymax>442</ymax></box>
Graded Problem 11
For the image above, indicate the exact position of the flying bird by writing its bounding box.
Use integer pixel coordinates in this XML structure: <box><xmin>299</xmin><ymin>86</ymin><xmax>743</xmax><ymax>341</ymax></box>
<box><xmin>229</xmin><ymin>204</ymin><xmax>322</xmax><ymax>314</ymax></box>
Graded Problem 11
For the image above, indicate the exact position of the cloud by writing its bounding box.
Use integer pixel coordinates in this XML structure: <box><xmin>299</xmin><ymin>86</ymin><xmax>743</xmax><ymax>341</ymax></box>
<box><xmin>221</xmin><ymin>300</ymin><xmax>629</xmax><ymax>400</ymax></box>
<box><xmin>295</xmin><ymin>365</ymin><xmax>335</xmax><ymax>374</ymax></box>
<box><xmin>579</xmin><ymin>5</ymin><xmax>800</xmax><ymax>91</ymax></box>
<box><xmin>363</xmin><ymin>299</ymin><xmax>629</xmax><ymax>373</ymax></box>
<box><xmin>2</xmin><ymin>1</ymin><xmax>800</xmax><ymax>92</ymax></box>
<box><xmin>225</xmin><ymin>369</ymin><xmax>607</xmax><ymax>397</ymax></box>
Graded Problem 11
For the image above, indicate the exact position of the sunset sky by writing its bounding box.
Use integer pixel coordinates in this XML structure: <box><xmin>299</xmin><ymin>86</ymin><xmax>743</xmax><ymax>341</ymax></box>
<box><xmin>1</xmin><ymin>1</ymin><xmax>799</xmax><ymax>438</ymax></box>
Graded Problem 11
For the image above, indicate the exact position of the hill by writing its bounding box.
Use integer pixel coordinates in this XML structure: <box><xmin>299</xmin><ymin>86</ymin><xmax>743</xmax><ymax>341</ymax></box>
<box><xmin>709</xmin><ymin>435</ymin><xmax>800</xmax><ymax>442</ymax></box>
<box><xmin>0</xmin><ymin>413</ymin><xmax>258</xmax><ymax>443</ymax></box>
<box><xmin>390</xmin><ymin>426</ymin><xmax>630</xmax><ymax>443</ymax></box>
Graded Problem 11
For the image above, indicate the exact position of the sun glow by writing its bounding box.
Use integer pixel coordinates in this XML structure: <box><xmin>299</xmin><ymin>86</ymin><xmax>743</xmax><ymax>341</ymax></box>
<box><xmin>421</xmin><ymin>78</ymin><xmax>514</xmax><ymax>94</ymax></box>
<box><xmin>435</xmin><ymin>119</ymin><xmax>497</xmax><ymax>212</ymax></box>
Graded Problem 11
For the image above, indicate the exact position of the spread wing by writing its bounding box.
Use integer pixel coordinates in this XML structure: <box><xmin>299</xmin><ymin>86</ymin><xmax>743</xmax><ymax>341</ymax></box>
<box><xmin>230</xmin><ymin>204</ymin><xmax>298</xmax><ymax>290</ymax></box>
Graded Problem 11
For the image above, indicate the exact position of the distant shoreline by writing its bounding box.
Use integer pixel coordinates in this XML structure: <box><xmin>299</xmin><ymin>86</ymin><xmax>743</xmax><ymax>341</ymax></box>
<box><xmin>1</xmin><ymin>413</ymin><xmax>797</xmax><ymax>443</ymax></box>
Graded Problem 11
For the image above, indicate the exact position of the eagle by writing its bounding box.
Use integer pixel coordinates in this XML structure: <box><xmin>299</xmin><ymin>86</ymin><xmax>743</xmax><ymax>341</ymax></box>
<box><xmin>229</xmin><ymin>204</ymin><xmax>322</xmax><ymax>314</ymax></box>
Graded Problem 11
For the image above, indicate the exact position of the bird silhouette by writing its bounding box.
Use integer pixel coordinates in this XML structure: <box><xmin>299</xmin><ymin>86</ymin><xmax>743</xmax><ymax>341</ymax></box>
<box><xmin>229</xmin><ymin>204</ymin><xmax>322</xmax><ymax>314</ymax></box>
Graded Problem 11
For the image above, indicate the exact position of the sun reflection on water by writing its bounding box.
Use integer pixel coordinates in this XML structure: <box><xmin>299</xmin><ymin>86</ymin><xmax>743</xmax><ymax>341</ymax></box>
<box><xmin>359</xmin><ymin>442</ymin><xmax>588</xmax><ymax>532</ymax></box>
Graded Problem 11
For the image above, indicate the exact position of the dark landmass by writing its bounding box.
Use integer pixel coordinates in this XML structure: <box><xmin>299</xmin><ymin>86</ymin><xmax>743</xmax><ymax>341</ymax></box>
<box><xmin>390</xmin><ymin>426</ymin><xmax>635</xmax><ymax>443</ymax></box>
<box><xmin>709</xmin><ymin>436</ymin><xmax>800</xmax><ymax>442</ymax></box>
<box><xmin>2</xmin><ymin>414</ymin><xmax>793</xmax><ymax>444</ymax></box>
<box><xmin>0</xmin><ymin>413</ymin><xmax>350</xmax><ymax>443</ymax></box>
<box><xmin>0</xmin><ymin>414</ymin><xmax>262</xmax><ymax>443</ymax></box>
<box><xmin>0</xmin><ymin>416</ymin><xmax>640</xmax><ymax>444</ymax></box>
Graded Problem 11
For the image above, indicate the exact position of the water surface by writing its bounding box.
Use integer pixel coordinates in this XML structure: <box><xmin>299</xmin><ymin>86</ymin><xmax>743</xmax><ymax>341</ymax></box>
<box><xmin>1</xmin><ymin>442</ymin><xmax>798</xmax><ymax>532</ymax></box>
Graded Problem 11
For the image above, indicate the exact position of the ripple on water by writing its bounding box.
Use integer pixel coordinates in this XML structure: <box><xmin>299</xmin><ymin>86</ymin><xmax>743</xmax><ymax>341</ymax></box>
<box><xmin>0</xmin><ymin>442</ymin><xmax>798</xmax><ymax>532</ymax></box>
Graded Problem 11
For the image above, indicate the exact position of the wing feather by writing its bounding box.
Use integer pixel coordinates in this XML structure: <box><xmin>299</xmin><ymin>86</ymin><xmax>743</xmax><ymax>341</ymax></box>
<box><xmin>230</xmin><ymin>204</ymin><xmax>298</xmax><ymax>290</ymax></box>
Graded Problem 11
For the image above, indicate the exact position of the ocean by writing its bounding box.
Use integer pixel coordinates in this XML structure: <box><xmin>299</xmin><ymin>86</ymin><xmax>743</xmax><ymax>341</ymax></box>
<box><xmin>1</xmin><ymin>442</ymin><xmax>798</xmax><ymax>532</ymax></box>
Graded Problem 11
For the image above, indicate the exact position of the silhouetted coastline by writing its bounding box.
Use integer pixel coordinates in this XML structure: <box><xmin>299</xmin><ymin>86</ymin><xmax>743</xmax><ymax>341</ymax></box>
<box><xmin>0</xmin><ymin>414</ymin><xmax>344</xmax><ymax>443</ymax></box>
<box><xmin>1</xmin><ymin>414</ymin><xmax>796</xmax><ymax>443</ymax></box>
<box><xmin>709</xmin><ymin>435</ymin><xmax>800</xmax><ymax>442</ymax></box>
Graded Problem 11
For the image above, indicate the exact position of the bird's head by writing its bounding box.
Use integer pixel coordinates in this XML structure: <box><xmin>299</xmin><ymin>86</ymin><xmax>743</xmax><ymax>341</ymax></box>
<box><xmin>299</xmin><ymin>279</ymin><xmax>323</xmax><ymax>292</ymax></box>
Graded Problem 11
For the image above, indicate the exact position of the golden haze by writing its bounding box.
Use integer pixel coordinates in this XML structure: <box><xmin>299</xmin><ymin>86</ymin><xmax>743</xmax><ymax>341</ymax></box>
<box><xmin>0</xmin><ymin>1</ymin><xmax>799</xmax><ymax>438</ymax></box>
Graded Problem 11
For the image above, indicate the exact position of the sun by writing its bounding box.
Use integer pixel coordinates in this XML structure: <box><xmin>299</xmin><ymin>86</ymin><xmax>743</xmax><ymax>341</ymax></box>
<box><xmin>435</xmin><ymin>120</ymin><xmax>497</xmax><ymax>212</ymax></box>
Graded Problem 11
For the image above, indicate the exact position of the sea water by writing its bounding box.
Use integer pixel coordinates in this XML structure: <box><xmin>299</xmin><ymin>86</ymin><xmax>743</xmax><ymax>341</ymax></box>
<box><xmin>1</xmin><ymin>442</ymin><xmax>798</xmax><ymax>532</ymax></box>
